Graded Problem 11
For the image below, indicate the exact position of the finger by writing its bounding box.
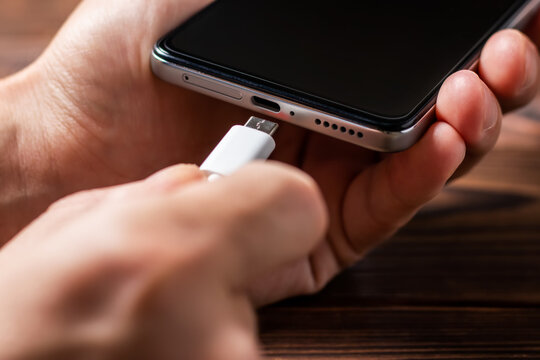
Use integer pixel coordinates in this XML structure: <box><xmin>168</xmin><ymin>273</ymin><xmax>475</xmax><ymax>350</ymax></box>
<box><xmin>144</xmin><ymin>164</ymin><xmax>205</xmax><ymax>192</ymax></box>
<box><xmin>102</xmin><ymin>164</ymin><xmax>205</xmax><ymax>199</ymax></box>
<box><xmin>65</xmin><ymin>0</ymin><xmax>214</xmax><ymax>54</ymax></box>
<box><xmin>50</xmin><ymin>164</ymin><xmax>204</xmax><ymax>214</ymax></box>
<box><xmin>341</xmin><ymin>122</ymin><xmax>465</xmax><ymax>264</ymax></box>
<box><xmin>174</xmin><ymin>162</ymin><xmax>328</xmax><ymax>284</ymax></box>
<box><xmin>436</xmin><ymin>70</ymin><xmax>502</xmax><ymax>177</ymax></box>
<box><xmin>479</xmin><ymin>29</ymin><xmax>540</xmax><ymax>111</ymax></box>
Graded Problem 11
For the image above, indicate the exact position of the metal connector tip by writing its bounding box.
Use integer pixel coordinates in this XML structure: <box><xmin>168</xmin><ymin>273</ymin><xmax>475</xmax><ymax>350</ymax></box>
<box><xmin>244</xmin><ymin>117</ymin><xmax>279</xmax><ymax>136</ymax></box>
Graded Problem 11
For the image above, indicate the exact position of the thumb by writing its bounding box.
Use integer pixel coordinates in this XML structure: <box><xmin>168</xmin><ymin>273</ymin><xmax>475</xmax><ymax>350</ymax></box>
<box><xmin>145</xmin><ymin>0</ymin><xmax>214</xmax><ymax>43</ymax></box>
<box><xmin>50</xmin><ymin>0</ymin><xmax>213</xmax><ymax>55</ymax></box>
<box><xmin>173</xmin><ymin>161</ymin><xmax>329</xmax><ymax>286</ymax></box>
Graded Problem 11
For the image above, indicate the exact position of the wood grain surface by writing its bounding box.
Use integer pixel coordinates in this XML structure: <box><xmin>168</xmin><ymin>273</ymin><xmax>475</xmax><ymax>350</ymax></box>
<box><xmin>1</xmin><ymin>1</ymin><xmax>539</xmax><ymax>358</ymax></box>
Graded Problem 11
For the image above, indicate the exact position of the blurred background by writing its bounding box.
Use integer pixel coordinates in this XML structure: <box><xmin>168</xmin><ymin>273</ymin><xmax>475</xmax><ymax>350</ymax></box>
<box><xmin>1</xmin><ymin>1</ymin><xmax>539</xmax><ymax>358</ymax></box>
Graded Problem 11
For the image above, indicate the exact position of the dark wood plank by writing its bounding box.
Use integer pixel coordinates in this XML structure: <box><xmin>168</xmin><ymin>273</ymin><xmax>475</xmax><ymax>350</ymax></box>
<box><xmin>260</xmin><ymin>306</ymin><xmax>540</xmax><ymax>359</ymax></box>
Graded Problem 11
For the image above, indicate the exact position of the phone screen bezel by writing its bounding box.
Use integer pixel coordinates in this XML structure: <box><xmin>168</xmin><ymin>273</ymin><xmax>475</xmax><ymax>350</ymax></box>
<box><xmin>157</xmin><ymin>1</ymin><xmax>528</xmax><ymax>132</ymax></box>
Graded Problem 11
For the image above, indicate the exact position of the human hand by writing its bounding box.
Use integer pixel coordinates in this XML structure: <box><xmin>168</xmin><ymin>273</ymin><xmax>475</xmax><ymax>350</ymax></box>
<box><xmin>252</xmin><ymin>26</ymin><xmax>540</xmax><ymax>304</ymax></box>
<box><xmin>0</xmin><ymin>163</ymin><xmax>327</xmax><ymax>360</ymax></box>
<box><xmin>1</xmin><ymin>0</ymin><xmax>539</xmax><ymax>304</ymax></box>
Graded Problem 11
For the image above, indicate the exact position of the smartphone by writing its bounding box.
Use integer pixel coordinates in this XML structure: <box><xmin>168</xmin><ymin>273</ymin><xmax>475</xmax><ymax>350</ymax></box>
<box><xmin>152</xmin><ymin>0</ymin><xmax>540</xmax><ymax>152</ymax></box>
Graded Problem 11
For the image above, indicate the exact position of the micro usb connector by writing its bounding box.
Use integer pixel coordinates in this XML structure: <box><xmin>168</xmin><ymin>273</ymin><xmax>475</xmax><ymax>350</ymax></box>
<box><xmin>200</xmin><ymin>117</ymin><xmax>279</xmax><ymax>181</ymax></box>
<box><xmin>244</xmin><ymin>117</ymin><xmax>279</xmax><ymax>136</ymax></box>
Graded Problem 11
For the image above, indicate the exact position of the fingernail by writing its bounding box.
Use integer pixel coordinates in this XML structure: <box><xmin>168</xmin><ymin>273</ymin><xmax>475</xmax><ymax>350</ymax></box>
<box><xmin>520</xmin><ymin>42</ymin><xmax>539</xmax><ymax>96</ymax></box>
<box><xmin>483</xmin><ymin>86</ymin><xmax>499</xmax><ymax>132</ymax></box>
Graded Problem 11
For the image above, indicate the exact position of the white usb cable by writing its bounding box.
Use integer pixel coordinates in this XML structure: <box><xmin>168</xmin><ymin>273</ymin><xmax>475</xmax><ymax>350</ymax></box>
<box><xmin>200</xmin><ymin>117</ymin><xmax>279</xmax><ymax>181</ymax></box>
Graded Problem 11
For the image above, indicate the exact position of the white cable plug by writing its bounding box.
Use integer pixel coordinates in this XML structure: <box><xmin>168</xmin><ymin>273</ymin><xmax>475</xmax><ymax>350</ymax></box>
<box><xmin>200</xmin><ymin>117</ymin><xmax>279</xmax><ymax>181</ymax></box>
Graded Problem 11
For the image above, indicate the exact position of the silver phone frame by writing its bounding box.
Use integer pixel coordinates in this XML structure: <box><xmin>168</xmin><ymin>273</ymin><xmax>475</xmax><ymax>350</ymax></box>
<box><xmin>152</xmin><ymin>0</ymin><xmax>540</xmax><ymax>152</ymax></box>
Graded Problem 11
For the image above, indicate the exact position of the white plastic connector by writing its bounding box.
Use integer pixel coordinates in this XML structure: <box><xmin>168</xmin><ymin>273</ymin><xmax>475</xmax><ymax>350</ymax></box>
<box><xmin>200</xmin><ymin>117</ymin><xmax>278</xmax><ymax>181</ymax></box>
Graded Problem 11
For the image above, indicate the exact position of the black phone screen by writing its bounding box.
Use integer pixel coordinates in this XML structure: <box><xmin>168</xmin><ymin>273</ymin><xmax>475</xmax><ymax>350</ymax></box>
<box><xmin>162</xmin><ymin>0</ymin><xmax>528</xmax><ymax>128</ymax></box>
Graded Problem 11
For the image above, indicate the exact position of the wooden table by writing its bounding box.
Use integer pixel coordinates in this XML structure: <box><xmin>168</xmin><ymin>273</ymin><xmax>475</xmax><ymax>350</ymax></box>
<box><xmin>2</xmin><ymin>1</ymin><xmax>539</xmax><ymax>358</ymax></box>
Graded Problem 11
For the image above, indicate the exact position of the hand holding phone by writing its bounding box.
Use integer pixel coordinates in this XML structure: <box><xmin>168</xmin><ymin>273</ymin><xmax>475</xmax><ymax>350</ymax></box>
<box><xmin>2</xmin><ymin>0</ymin><xmax>538</xmax><ymax>305</ymax></box>
<box><xmin>153</xmin><ymin>0</ymin><xmax>540</xmax><ymax>151</ymax></box>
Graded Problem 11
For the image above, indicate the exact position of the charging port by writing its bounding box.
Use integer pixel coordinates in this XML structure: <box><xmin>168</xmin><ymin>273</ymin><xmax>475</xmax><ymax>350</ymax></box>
<box><xmin>252</xmin><ymin>96</ymin><xmax>281</xmax><ymax>113</ymax></box>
